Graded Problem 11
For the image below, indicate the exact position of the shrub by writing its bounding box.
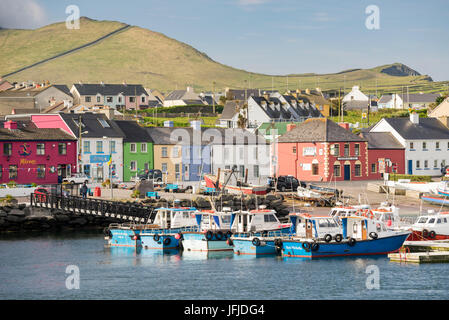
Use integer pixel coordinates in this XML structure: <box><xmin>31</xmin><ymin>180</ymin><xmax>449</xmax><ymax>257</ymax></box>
<box><xmin>7</xmin><ymin>181</ymin><xmax>16</xmax><ymax>188</ymax></box>
<box><xmin>389</xmin><ymin>174</ymin><xmax>432</xmax><ymax>182</ymax></box>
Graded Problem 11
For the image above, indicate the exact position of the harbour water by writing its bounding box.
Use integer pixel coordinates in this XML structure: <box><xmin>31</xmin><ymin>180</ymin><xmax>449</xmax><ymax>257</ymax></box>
<box><xmin>1</xmin><ymin>231</ymin><xmax>448</xmax><ymax>300</ymax></box>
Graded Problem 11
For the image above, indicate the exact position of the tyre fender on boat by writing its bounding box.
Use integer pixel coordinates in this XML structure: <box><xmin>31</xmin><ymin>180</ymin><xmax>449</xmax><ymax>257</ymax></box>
<box><xmin>422</xmin><ymin>229</ymin><xmax>429</xmax><ymax>238</ymax></box>
<box><xmin>153</xmin><ymin>234</ymin><xmax>160</xmax><ymax>242</ymax></box>
<box><xmin>369</xmin><ymin>232</ymin><xmax>378</xmax><ymax>240</ymax></box>
<box><xmin>302</xmin><ymin>242</ymin><xmax>311</xmax><ymax>252</ymax></box>
<box><xmin>324</xmin><ymin>234</ymin><xmax>332</xmax><ymax>243</ymax></box>
<box><xmin>163</xmin><ymin>237</ymin><xmax>171</xmax><ymax>245</ymax></box>
<box><xmin>348</xmin><ymin>238</ymin><xmax>357</xmax><ymax>246</ymax></box>
<box><xmin>205</xmin><ymin>230</ymin><xmax>213</xmax><ymax>240</ymax></box>
<box><xmin>335</xmin><ymin>234</ymin><xmax>343</xmax><ymax>243</ymax></box>
<box><xmin>252</xmin><ymin>237</ymin><xmax>261</xmax><ymax>246</ymax></box>
<box><xmin>216</xmin><ymin>231</ymin><xmax>223</xmax><ymax>240</ymax></box>
<box><xmin>311</xmin><ymin>242</ymin><xmax>319</xmax><ymax>251</ymax></box>
<box><xmin>429</xmin><ymin>230</ymin><xmax>436</xmax><ymax>239</ymax></box>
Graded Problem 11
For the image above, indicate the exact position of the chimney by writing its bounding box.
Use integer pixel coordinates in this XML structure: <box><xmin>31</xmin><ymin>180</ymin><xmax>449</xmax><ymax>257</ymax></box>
<box><xmin>4</xmin><ymin>120</ymin><xmax>18</xmax><ymax>130</ymax></box>
<box><xmin>410</xmin><ymin>112</ymin><xmax>419</xmax><ymax>124</ymax></box>
<box><xmin>286</xmin><ymin>123</ymin><xmax>297</xmax><ymax>132</ymax></box>
<box><xmin>100</xmin><ymin>81</ymin><xmax>105</xmax><ymax>86</ymax></box>
<box><xmin>186</xmin><ymin>86</ymin><xmax>194</xmax><ymax>93</ymax></box>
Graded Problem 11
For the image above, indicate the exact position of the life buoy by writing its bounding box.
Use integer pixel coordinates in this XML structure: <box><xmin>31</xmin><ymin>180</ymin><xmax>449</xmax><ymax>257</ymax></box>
<box><xmin>311</xmin><ymin>242</ymin><xmax>319</xmax><ymax>251</ymax></box>
<box><xmin>369</xmin><ymin>232</ymin><xmax>378</xmax><ymax>240</ymax></box>
<box><xmin>163</xmin><ymin>237</ymin><xmax>171</xmax><ymax>245</ymax></box>
<box><xmin>335</xmin><ymin>234</ymin><xmax>343</xmax><ymax>243</ymax></box>
<box><xmin>324</xmin><ymin>234</ymin><xmax>332</xmax><ymax>243</ymax></box>
<box><xmin>429</xmin><ymin>230</ymin><xmax>436</xmax><ymax>239</ymax></box>
<box><xmin>216</xmin><ymin>231</ymin><xmax>223</xmax><ymax>240</ymax></box>
<box><xmin>252</xmin><ymin>237</ymin><xmax>261</xmax><ymax>246</ymax></box>
<box><xmin>348</xmin><ymin>238</ymin><xmax>356</xmax><ymax>246</ymax></box>
<box><xmin>153</xmin><ymin>234</ymin><xmax>160</xmax><ymax>242</ymax></box>
<box><xmin>302</xmin><ymin>242</ymin><xmax>311</xmax><ymax>252</ymax></box>
<box><xmin>205</xmin><ymin>231</ymin><xmax>213</xmax><ymax>240</ymax></box>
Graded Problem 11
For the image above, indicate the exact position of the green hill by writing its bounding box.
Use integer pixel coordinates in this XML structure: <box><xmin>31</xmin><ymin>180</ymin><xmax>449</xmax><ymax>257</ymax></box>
<box><xmin>0</xmin><ymin>17</ymin><xmax>446</xmax><ymax>94</ymax></box>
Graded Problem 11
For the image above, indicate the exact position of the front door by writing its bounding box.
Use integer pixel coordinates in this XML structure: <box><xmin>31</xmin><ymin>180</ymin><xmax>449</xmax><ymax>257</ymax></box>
<box><xmin>344</xmin><ymin>165</ymin><xmax>351</xmax><ymax>181</ymax></box>
<box><xmin>57</xmin><ymin>164</ymin><xmax>67</xmax><ymax>183</ymax></box>
<box><xmin>408</xmin><ymin>160</ymin><xmax>413</xmax><ymax>175</ymax></box>
<box><xmin>305</xmin><ymin>219</ymin><xmax>313</xmax><ymax>238</ymax></box>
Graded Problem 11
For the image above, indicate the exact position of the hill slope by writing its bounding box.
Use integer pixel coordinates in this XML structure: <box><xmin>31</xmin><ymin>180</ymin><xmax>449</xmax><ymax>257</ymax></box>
<box><xmin>0</xmin><ymin>17</ymin><xmax>443</xmax><ymax>94</ymax></box>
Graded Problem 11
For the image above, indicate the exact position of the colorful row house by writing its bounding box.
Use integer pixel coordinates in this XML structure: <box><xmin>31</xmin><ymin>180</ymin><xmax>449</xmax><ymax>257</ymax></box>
<box><xmin>0</xmin><ymin>120</ymin><xmax>76</xmax><ymax>184</ymax></box>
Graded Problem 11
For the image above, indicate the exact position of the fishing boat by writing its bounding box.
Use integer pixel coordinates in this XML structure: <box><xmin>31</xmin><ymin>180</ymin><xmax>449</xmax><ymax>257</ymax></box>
<box><xmin>406</xmin><ymin>211</ymin><xmax>449</xmax><ymax>241</ymax></box>
<box><xmin>421</xmin><ymin>194</ymin><xmax>449</xmax><ymax>206</ymax></box>
<box><xmin>280</xmin><ymin>213</ymin><xmax>410</xmax><ymax>259</ymax></box>
<box><xmin>106</xmin><ymin>207</ymin><xmax>198</xmax><ymax>249</ymax></box>
<box><xmin>230</xmin><ymin>209</ymin><xmax>292</xmax><ymax>255</ymax></box>
<box><xmin>181</xmin><ymin>209</ymin><xmax>234</xmax><ymax>252</ymax></box>
<box><xmin>203</xmin><ymin>171</ymin><xmax>268</xmax><ymax>195</ymax></box>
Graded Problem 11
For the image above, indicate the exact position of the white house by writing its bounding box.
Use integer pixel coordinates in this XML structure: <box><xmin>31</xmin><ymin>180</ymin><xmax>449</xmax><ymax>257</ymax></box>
<box><xmin>210</xmin><ymin>128</ymin><xmax>271</xmax><ymax>184</ymax></box>
<box><xmin>370</xmin><ymin>113</ymin><xmax>449</xmax><ymax>176</ymax></box>
<box><xmin>163</xmin><ymin>87</ymin><xmax>206</xmax><ymax>107</ymax></box>
<box><xmin>342</xmin><ymin>86</ymin><xmax>369</xmax><ymax>103</ymax></box>
<box><xmin>378</xmin><ymin>93</ymin><xmax>440</xmax><ymax>110</ymax></box>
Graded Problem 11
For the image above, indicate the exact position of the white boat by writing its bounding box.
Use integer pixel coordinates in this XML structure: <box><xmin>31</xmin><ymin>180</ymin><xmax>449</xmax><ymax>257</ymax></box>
<box><xmin>296</xmin><ymin>187</ymin><xmax>322</xmax><ymax>200</ymax></box>
<box><xmin>407</xmin><ymin>210</ymin><xmax>449</xmax><ymax>241</ymax></box>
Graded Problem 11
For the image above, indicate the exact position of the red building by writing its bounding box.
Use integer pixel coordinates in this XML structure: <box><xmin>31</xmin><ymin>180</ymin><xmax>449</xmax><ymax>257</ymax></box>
<box><xmin>360</xmin><ymin>131</ymin><xmax>405</xmax><ymax>179</ymax></box>
<box><xmin>274</xmin><ymin>118</ymin><xmax>369</xmax><ymax>181</ymax></box>
<box><xmin>0</xmin><ymin>120</ymin><xmax>77</xmax><ymax>185</ymax></box>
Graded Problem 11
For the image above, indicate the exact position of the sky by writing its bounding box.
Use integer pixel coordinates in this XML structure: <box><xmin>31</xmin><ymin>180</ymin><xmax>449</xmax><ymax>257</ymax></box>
<box><xmin>1</xmin><ymin>0</ymin><xmax>448</xmax><ymax>81</ymax></box>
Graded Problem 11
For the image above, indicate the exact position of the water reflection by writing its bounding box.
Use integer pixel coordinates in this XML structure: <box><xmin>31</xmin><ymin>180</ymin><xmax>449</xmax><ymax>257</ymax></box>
<box><xmin>181</xmin><ymin>250</ymin><xmax>234</xmax><ymax>261</ymax></box>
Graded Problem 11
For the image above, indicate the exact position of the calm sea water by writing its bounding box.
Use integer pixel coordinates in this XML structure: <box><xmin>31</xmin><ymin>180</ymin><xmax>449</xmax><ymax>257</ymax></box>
<box><xmin>0</xmin><ymin>232</ymin><xmax>448</xmax><ymax>300</ymax></box>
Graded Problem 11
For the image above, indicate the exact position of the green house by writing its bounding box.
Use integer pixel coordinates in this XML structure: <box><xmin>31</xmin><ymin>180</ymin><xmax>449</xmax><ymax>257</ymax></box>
<box><xmin>114</xmin><ymin>120</ymin><xmax>154</xmax><ymax>182</ymax></box>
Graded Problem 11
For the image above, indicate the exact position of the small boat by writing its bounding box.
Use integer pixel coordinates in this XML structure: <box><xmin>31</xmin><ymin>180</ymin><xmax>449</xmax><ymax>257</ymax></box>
<box><xmin>230</xmin><ymin>209</ymin><xmax>292</xmax><ymax>256</ymax></box>
<box><xmin>296</xmin><ymin>187</ymin><xmax>322</xmax><ymax>200</ymax></box>
<box><xmin>203</xmin><ymin>173</ymin><xmax>268</xmax><ymax>195</ymax></box>
<box><xmin>181</xmin><ymin>209</ymin><xmax>234</xmax><ymax>252</ymax></box>
<box><xmin>280</xmin><ymin>214</ymin><xmax>410</xmax><ymax>259</ymax></box>
<box><xmin>421</xmin><ymin>194</ymin><xmax>449</xmax><ymax>206</ymax></box>
<box><xmin>406</xmin><ymin>211</ymin><xmax>449</xmax><ymax>241</ymax></box>
<box><xmin>437</xmin><ymin>181</ymin><xmax>449</xmax><ymax>197</ymax></box>
<box><xmin>106</xmin><ymin>207</ymin><xmax>198</xmax><ymax>249</ymax></box>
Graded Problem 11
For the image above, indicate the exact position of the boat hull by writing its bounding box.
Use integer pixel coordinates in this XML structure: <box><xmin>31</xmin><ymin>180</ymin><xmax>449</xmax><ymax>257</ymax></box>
<box><xmin>108</xmin><ymin>227</ymin><xmax>184</xmax><ymax>249</ymax></box>
<box><xmin>108</xmin><ymin>228</ymin><xmax>141</xmax><ymax>247</ymax></box>
<box><xmin>232</xmin><ymin>238</ymin><xmax>278</xmax><ymax>256</ymax></box>
<box><xmin>204</xmin><ymin>175</ymin><xmax>268</xmax><ymax>195</ymax></box>
<box><xmin>281</xmin><ymin>233</ymin><xmax>410</xmax><ymax>259</ymax></box>
<box><xmin>182</xmin><ymin>232</ymin><xmax>233</xmax><ymax>252</ymax></box>
<box><xmin>407</xmin><ymin>229</ymin><xmax>449</xmax><ymax>241</ymax></box>
<box><xmin>421</xmin><ymin>195</ymin><xmax>449</xmax><ymax>206</ymax></box>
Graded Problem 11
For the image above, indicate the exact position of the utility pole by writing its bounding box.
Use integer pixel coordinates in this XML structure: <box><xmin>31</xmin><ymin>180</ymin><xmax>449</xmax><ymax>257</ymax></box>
<box><xmin>212</xmin><ymin>81</ymin><xmax>216</xmax><ymax>114</ymax></box>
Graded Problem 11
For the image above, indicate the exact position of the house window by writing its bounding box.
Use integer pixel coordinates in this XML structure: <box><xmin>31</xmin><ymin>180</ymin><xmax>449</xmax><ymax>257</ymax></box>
<box><xmin>434</xmin><ymin>160</ymin><xmax>438</xmax><ymax>168</ymax></box>
<box><xmin>354</xmin><ymin>144</ymin><xmax>360</xmax><ymax>156</ymax></box>
<box><xmin>331</xmin><ymin>144</ymin><xmax>339</xmax><ymax>156</ymax></box>
<box><xmin>130</xmin><ymin>97</ymin><xmax>135</xmax><ymax>103</ymax></box>
<box><xmin>85</xmin><ymin>96</ymin><xmax>91</xmax><ymax>102</ymax></box>
<box><xmin>424</xmin><ymin>160</ymin><xmax>428</xmax><ymax>168</ymax></box>
<box><xmin>141</xmin><ymin>143</ymin><xmax>147</xmax><ymax>153</ymax></box>
<box><xmin>106</xmin><ymin>97</ymin><xmax>113</xmax><ymax>103</ymax></box>
<box><xmin>97</xmin><ymin>96</ymin><xmax>101</xmax><ymax>103</ymax></box>
<box><xmin>162</xmin><ymin>147</ymin><xmax>168</xmax><ymax>157</ymax></box>
<box><xmin>83</xmin><ymin>141</ymin><xmax>90</xmax><ymax>153</ymax></box>
<box><xmin>9</xmin><ymin>165</ymin><xmax>17</xmax><ymax>179</ymax></box>
<box><xmin>130</xmin><ymin>161</ymin><xmax>137</xmax><ymax>171</ymax></box>
<box><xmin>303</xmin><ymin>147</ymin><xmax>316</xmax><ymax>156</ymax></box>
<box><xmin>110</xmin><ymin>141</ymin><xmax>116</xmax><ymax>153</ymax></box>
<box><xmin>355</xmin><ymin>164</ymin><xmax>361</xmax><ymax>177</ymax></box>
<box><xmin>58</xmin><ymin>143</ymin><xmax>67</xmax><ymax>155</ymax></box>
<box><xmin>371</xmin><ymin>163</ymin><xmax>377</xmax><ymax>173</ymax></box>
<box><xmin>254</xmin><ymin>147</ymin><xmax>258</xmax><ymax>160</ymax></box>
<box><xmin>410</xmin><ymin>142</ymin><xmax>414</xmax><ymax>150</ymax></box>
<box><xmin>344</xmin><ymin>143</ymin><xmax>350</xmax><ymax>157</ymax></box>
<box><xmin>416</xmin><ymin>160</ymin><xmax>420</xmax><ymax>169</ymax></box>
<box><xmin>442</xmin><ymin>160</ymin><xmax>446</xmax><ymax>168</ymax></box>
<box><xmin>96</xmin><ymin>141</ymin><xmax>103</xmax><ymax>153</ymax></box>
<box><xmin>118</xmin><ymin>96</ymin><xmax>122</xmax><ymax>103</ymax></box>
<box><xmin>141</xmin><ymin>96</ymin><xmax>145</xmax><ymax>103</ymax></box>
<box><xmin>292</xmin><ymin>146</ymin><xmax>296</xmax><ymax>154</ymax></box>
<box><xmin>161</xmin><ymin>163</ymin><xmax>167</xmax><ymax>173</ymax></box>
<box><xmin>436</xmin><ymin>142</ymin><xmax>440</xmax><ymax>150</ymax></box>
<box><xmin>254</xmin><ymin>165</ymin><xmax>259</xmax><ymax>178</ymax></box>
<box><xmin>37</xmin><ymin>165</ymin><xmax>45</xmax><ymax>179</ymax></box>
<box><xmin>423</xmin><ymin>142</ymin><xmax>427</xmax><ymax>150</ymax></box>
<box><xmin>175</xmin><ymin>164</ymin><xmax>180</xmax><ymax>180</ymax></box>
<box><xmin>3</xmin><ymin>143</ymin><xmax>12</xmax><ymax>156</ymax></box>
<box><xmin>312</xmin><ymin>163</ymin><xmax>319</xmax><ymax>175</ymax></box>
<box><xmin>172</xmin><ymin>147</ymin><xmax>179</xmax><ymax>158</ymax></box>
<box><xmin>36</xmin><ymin>143</ymin><xmax>45</xmax><ymax>155</ymax></box>
<box><xmin>130</xmin><ymin>143</ymin><xmax>136</xmax><ymax>153</ymax></box>
<box><xmin>334</xmin><ymin>164</ymin><xmax>341</xmax><ymax>177</ymax></box>
<box><xmin>239</xmin><ymin>165</ymin><xmax>245</xmax><ymax>178</ymax></box>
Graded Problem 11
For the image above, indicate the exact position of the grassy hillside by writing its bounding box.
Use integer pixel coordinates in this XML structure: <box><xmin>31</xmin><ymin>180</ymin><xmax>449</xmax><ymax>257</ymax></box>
<box><xmin>1</xmin><ymin>17</ymin><xmax>446</xmax><ymax>95</ymax></box>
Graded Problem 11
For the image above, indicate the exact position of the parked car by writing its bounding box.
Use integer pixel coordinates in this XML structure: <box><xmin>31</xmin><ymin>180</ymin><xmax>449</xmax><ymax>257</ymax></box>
<box><xmin>63</xmin><ymin>173</ymin><xmax>90</xmax><ymax>184</ymax></box>
<box><xmin>270</xmin><ymin>176</ymin><xmax>306</xmax><ymax>192</ymax></box>
<box><xmin>136</xmin><ymin>169</ymin><xmax>163</xmax><ymax>182</ymax></box>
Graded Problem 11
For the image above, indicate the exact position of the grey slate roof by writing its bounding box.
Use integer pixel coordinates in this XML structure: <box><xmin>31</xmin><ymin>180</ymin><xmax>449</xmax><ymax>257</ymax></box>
<box><xmin>277</xmin><ymin>118</ymin><xmax>365</xmax><ymax>143</ymax></box>
<box><xmin>0</xmin><ymin>120</ymin><xmax>76</xmax><ymax>141</ymax></box>
<box><xmin>114</xmin><ymin>120</ymin><xmax>154</xmax><ymax>143</ymax></box>
<box><xmin>220</xmin><ymin>101</ymin><xmax>241</xmax><ymax>120</ymax></box>
<box><xmin>73</xmin><ymin>84</ymin><xmax>148</xmax><ymax>96</ymax></box>
<box><xmin>399</xmin><ymin>93</ymin><xmax>440</xmax><ymax>103</ymax></box>
<box><xmin>60</xmin><ymin>113</ymin><xmax>125</xmax><ymax>138</ymax></box>
<box><xmin>383</xmin><ymin>117</ymin><xmax>449</xmax><ymax>140</ymax></box>
<box><xmin>360</xmin><ymin>132</ymin><xmax>404</xmax><ymax>149</ymax></box>
<box><xmin>51</xmin><ymin>85</ymin><xmax>73</xmax><ymax>97</ymax></box>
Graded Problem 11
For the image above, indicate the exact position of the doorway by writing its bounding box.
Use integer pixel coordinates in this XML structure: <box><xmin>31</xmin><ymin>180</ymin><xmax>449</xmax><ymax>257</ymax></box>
<box><xmin>344</xmin><ymin>165</ymin><xmax>351</xmax><ymax>180</ymax></box>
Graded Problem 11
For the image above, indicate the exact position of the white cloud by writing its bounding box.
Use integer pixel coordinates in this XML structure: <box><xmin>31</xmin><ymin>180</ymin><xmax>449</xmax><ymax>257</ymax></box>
<box><xmin>0</xmin><ymin>0</ymin><xmax>47</xmax><ymax>29</ymax></box>
<box><xmin>238</xmin><ymin>0</ymin><xmax>270</xmax><ymax>5</ymax></box>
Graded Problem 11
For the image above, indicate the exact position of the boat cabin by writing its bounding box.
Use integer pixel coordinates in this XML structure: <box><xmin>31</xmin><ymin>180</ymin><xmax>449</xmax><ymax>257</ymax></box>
<box><xmin>342</xmin><ymin>216</ymin><xmax>392</xmax><ymax>240</ymax></box>
<box><xmin>329</xmin><ymin>206</ymin><xmax>359</xmax><ymax>219</ymax></box>
<box><xmin>231</xmin><ymin>209</ymin><xmax>288</xmax><ymax>233</ymax></box>
<box><xmin>289</xmin><ymin>213</ymin><xmax>341</xmax><ymax>239</ymax></box>
<box><xmin>412</xmin><ymin>211</ymin><xmax>449</xmax><ymax>231</ymax></box>
<box><xmin>195</xmin><ymin>209</ymin><xmax>233</xmax><ymax>231</ymax></box>
<box><xmin>152</xmin><ymin>207</ymin><xmax>198</xmax><ymax>229</ymax></box>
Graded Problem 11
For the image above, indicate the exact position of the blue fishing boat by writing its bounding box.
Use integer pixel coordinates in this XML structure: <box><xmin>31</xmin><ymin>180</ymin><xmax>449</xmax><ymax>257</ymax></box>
<box><xmin>181</xmin><ymin>210</ymin><xmax>234</xmax><ymax>252</ymax></box>
<box><xmin>230</xmin><ymin>209</ymin><xmax>292</xmax><ymax>256</ymax></box>
<box><xmin>422</xmin><ymin>194</ymin><xmax>449</xmax><ymax>206</ymax></box>
<box><xmin>280</xmin><ymin>214</ymin><xmax>410</xmax><ymax>259</ymax></box>
<box><xmin>106</xmin><ymin>207</ymin><xmax>198</xmax><ymax>249</ymax></box>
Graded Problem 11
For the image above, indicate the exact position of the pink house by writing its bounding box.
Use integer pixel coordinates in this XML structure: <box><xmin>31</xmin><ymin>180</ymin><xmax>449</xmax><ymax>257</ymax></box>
<box><xmin>0</xmin><ymin>120</ymin><xmax>77</xmax><ymax>184</ymax></box>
